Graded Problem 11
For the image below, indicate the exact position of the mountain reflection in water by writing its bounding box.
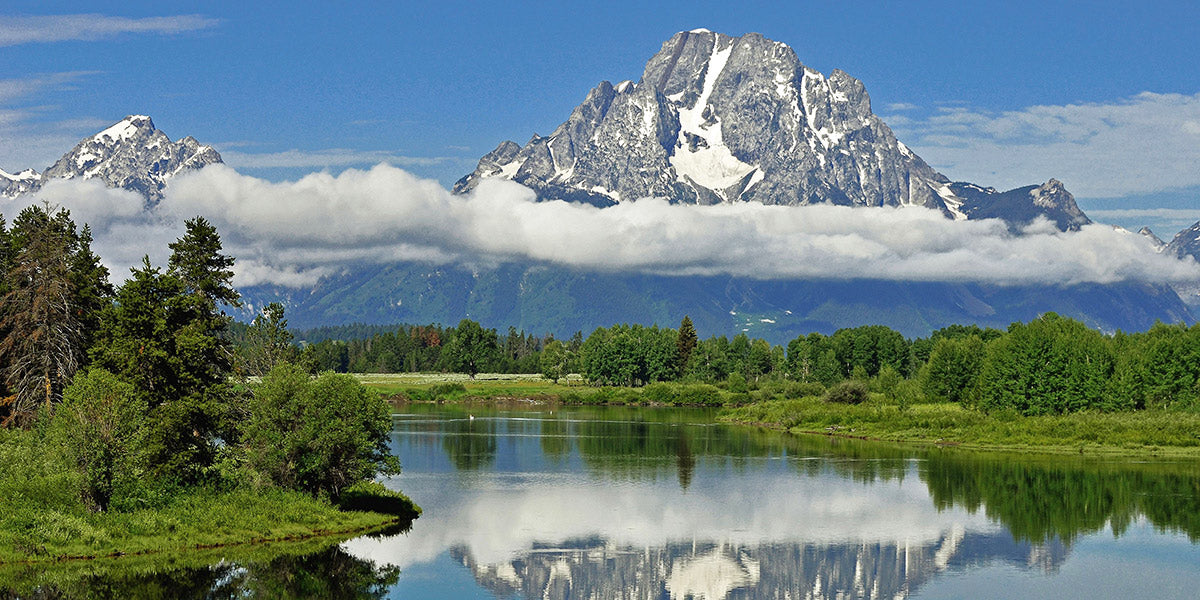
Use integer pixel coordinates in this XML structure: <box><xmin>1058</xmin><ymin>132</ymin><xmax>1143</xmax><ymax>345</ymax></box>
<box><xmin>7</xmin><ymin>405</ymin><xmax>1197</xmax><ymax>599</ymax></box>
<box><xmin>341</xmin><ymin>405</ymin><xmax>1199</xmax><ymax>599</ymax></box>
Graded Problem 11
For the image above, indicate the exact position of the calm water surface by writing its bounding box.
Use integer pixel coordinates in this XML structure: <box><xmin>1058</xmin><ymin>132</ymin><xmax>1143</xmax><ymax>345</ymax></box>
<box><xmin>8</xmin><ymin>404</ymin><xmax>1200</xmax><ymax>598</ymax></box>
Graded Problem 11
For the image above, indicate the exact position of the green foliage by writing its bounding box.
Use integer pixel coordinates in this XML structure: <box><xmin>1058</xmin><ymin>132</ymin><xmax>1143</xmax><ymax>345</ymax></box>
<box><xmin>977</xmin><ymin>314</ymin><xmax>1115</xmax><ymax>415</ymax></box>
<box><xmin>641</xmin><ymin>382</ymin><xmax>725</xmax><ymax>406</ymax></box>
<box><xmin>824</xmin><ymin>380</ymin><xmax>869</xmax><ymax>404</ymax></box>
<box><xmin>335</xmin><ymin>481</ymin><xmax>421</xmax><ymax>518</ymax></box>
<box><xmin>676</xmin><ymin>316</ymin><xmax>698</xmax><ymax>377</ymax></box>
<box><xmin>784</xmin><ymin>380</ymin><xmax>826</xmax><ymax>399</ymax></box>
<box><xmin>244</xmin><ymin>364</ymin><xmax>401</xmax><ymax>499</ymax></box>
<box><xmin>168</xmin><ymin>216</ymin><xmax>239</xmax><ymax>308</ymax></box>
<box><xmin>0</xmin><ymin>205</ymin><xmax>96</xmax><ymax>426</ymax></box>
<box><xmin>725</xmin><ymin>372</ymin><xmax>748</xmax><ymax>394</ymax></box>
<box><xmin>51</xmin><ymin>369</ymin><xmax>148</xmax><ymax>512</ymax></box>
<box><xmin>581</xmin><ymin>323</ymin><xmax>677</xmax><ymax>386</ymax></box>
<box><xmin>922</xmin><ymin>335</ymin><xmax>984</xmax><ymax>403</ymax></box>
<box><xmin>0</xmin><ymin>486</ymin><xmax>399</xmax><ymax>565</ymax></box>
<box><xmin>303</xmin><ymin>339</ymin><xmax>350</xmax><ymax>373</ymax></box>
<box><xmin>236</xmin><ymin>302</ymin><xmax>299</xmax><ymax>377</ymax></box>
<box><xmin>540</xmin><ymin>338</ymin><xmax>570</xmax><ymax>383</ymax></box>
<box><xmin>892</xmin><ymin>379</ymin><xmax>923</xmax><ymax>412</ymax></box>
<box><xmin>831</xmin><ymin>325</ymin><xmax>911</xmax><ymax>378</ymax></box>
<box><xmin>1107</xmin><ymin>323</ymin><xmax>1200</xmax><ymax>410</ymax></box>
<box><xmin>786</xmin><ymin>333</ymin><xmax>842</xmax><ymax>385</ymax></box>
<box><xmin>441</xmin><ymin>319</ymin><xmax>501</xmax><ymax>378</ymax></box>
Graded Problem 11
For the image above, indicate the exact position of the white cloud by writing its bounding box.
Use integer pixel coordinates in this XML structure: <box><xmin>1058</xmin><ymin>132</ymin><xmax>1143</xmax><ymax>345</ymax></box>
<box><xmin>0</xmin><ymin>14</ymin><xmax>218</xmax><ymax>46</ymax></box>
<box><xmin>892</xmin><ymin>92</ymin><xmax>1200</xmax><ymax>198</ymax></box>
<box><xmin>10</xmin><ymin>164</ymin><xmax>1195</xmax><ymax>290</ymax></box>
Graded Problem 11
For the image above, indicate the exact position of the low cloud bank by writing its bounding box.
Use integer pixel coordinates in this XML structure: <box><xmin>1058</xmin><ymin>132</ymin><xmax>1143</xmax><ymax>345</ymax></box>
<box><xmin>5</xmin><ymin>164</ymin><xmax>1199</xmax><ymax>289</ymax></box>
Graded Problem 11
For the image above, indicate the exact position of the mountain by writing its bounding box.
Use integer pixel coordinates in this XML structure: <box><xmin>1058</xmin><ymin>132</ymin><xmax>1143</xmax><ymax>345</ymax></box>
<box><xmin>0</xmin><ymin>115</ymin><xmax>222</xmax><ymax>202</ymax></box>
<box><xmin>1165</xmin><ymin>220</ymin><xmax>1200</xmax><ymax>306</ymax></box>
<box><xmin>1138</xmin><ymin>226</ymin><xmax>1166</xmax><ymax>250</ymax></box>
<box><xmin>3</xmin><ymin>38</ymin><xmax>1192</xmax><ymax>339</ymax></box>
<box><xmin>456</xmin><ymin>29</ymin><xmax>1089</xmax><ymax>231</ymax></box>
<box><xmin>245</xmin><ymin>29</ymin><xmax>1190</xmax><ymax>337</ymax></box>
<box><xmin>243</xmin><ymin>262</ymin><xmax>1193</xmax><ymax>342</ymax></box>
<box><xmin>1166</xmin><ymin>220</ymin><xmax>1200</xmax><ymax>259</ymax></box>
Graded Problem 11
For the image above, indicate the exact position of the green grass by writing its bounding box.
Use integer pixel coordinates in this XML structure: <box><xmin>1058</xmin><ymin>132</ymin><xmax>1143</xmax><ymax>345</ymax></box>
<box><xmin>0</xmin><ymin>485</ymin><xmax>414</xmax><ymax>565</ymax></box>
<box><xmin>360</xmin><ymin>372</ymin><xmax>743</xmax><ymax>407</ymax></box>
<box><xmin>362</xmin><ymin>373</ymin><xmax>1200</xmax><ymax>455</ymax></box>
<box><xmin>359</xmin><ymin>372</ymin><xmax>571</xmax><ymax>402</ymax></box>
<box><xmin>722</xmin><ymin>396</ymin><xmax>1200</xmax><ymax>457</ymax></box>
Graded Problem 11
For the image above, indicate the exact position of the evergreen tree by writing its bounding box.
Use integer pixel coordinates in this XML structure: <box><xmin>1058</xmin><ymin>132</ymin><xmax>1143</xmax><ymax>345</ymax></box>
<box><xmin>0</xmin><ymin>205</ymin><xmax>84</xmax><ymax>426</ymax></box>
<box><xmin>676</xmin><ymin>316</ymin><xmax>697</xmax><ymax>379</ymax></box>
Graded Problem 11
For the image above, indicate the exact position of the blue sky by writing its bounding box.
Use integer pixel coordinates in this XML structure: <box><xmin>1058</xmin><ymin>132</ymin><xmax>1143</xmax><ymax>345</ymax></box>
<box><xmin>3</xmin><ymin>1</ymin><xmax>1199</xmax><ymax>233</ymax></box>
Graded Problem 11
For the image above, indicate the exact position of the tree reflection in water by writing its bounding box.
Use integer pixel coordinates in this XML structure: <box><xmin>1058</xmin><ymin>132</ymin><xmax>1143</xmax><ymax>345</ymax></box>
<box><xmin>0</xmin><ymin>525</ymin><xmax>410</xmax><ymax>600</ymax></box>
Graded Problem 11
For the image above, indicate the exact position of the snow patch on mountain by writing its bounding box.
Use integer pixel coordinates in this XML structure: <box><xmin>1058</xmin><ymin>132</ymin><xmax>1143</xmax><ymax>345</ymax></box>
<box><xmin>0</xmin><ymin>115</ymin><xmax>222</xmax><ymax>202</ymax></box>
<box><xmin>670</xmin><ymin>35</ymin><xmax>757</xmax><ymax>197</ymax></box>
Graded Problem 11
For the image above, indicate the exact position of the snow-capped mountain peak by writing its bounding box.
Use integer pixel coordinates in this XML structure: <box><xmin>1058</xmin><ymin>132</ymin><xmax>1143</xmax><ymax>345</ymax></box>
<box><xmin>455</xmin><ymin>29</ymin><xmax>1096</xmax><ymax>231</ymax></box>
<box><xmin>91</xmin><ymin>115</ymin><xmax>154</xmax><ymax>144</ymax></box>
<box><xmin>1</xmin><ymin>115</ymin><xmax>222</xmax><ymax>202</ymax></box>
<box><xmin>1138</xmin><ymin>226</ymin><xmax>1166</xmax><ymax>251</ymax></box>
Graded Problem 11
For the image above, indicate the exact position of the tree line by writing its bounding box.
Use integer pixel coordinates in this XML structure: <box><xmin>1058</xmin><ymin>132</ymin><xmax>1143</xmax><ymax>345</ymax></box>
<box><xmin>0</xmin><ymin>204</ymin><xmax>397</xmax><ymax>515</ymax></box>
<box><xmin>295</xmin><ymin>311</ymin><xmax>1200</xmax><ymax>415</ymax></box>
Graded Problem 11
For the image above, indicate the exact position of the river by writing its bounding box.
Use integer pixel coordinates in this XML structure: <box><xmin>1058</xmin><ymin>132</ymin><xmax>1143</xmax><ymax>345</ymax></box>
<box><xmin>9</xmin><ymin>404</ymin><xmax>1200</xmax><ymax>598</ymax></box>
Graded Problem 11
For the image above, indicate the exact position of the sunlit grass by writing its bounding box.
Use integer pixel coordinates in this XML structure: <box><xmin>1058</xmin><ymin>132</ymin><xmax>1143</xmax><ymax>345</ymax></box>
<box><xmin>0</xmin><ymin>486</ymin><xmax>406</xmax><ymax>564</ymax></box>
<box><xmin>723</xmin><ymin>396</ymin><xmax>1200</xmax><ymax>456</ymax></box>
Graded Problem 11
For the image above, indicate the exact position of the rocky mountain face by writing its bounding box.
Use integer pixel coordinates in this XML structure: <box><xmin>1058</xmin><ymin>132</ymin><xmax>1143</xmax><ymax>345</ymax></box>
<box><xmin>1166</xmin><ymin>221</ymin><xmax>1200</xmax><ymax>260</ymax></box>
<box><xmin>1139</xmin><ymin>226</ymin><xmax>1167</xmax><ymax>250</ymax></box>
<box><xmin>456</xmin><ymin>30</ymin><xmax>1088</xmax><ymax>231</ymax></box>
<box><xmin>1165</xmin><ymin>220</ymin><xmax>1200</xmax><ymax>306</ymax></box>
<box><xmin>0</xmin><ymin>115</ymin><xmax>222</xmax><ymax>202</ymax></box>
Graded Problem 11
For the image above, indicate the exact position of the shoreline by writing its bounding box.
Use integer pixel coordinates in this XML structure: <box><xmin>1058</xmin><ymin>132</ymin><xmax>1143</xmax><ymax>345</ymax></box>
<box><xmin>378</xmin><ymin>380</ymin><xmax>1200</xmax><ymax>459</ymax></box>
<box><xmin>0</xmin><ymin>487</ymin><xmax>419</xmax><ymax>567</ymax></box>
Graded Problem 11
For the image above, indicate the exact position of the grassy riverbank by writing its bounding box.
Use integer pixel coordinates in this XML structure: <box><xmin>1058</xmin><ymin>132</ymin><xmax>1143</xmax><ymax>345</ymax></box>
<box><xmin>0</xmin><ymin>484</ymin><xmax>417</xmax><ymax>565</ymax></box>
<box><xmin>363</xmin><ymin>373</ymin><xmax>741</xmax><ymax>407</ymax></box>
<box><xmin>365</xmin><ymin>373</ymin><xmax>1200</xmax><ymax>456</ymax></box>
<box><xmin>722</xmin><ymin>397</ymin><xmax>1200</xmax><ymax>456</ymax></box>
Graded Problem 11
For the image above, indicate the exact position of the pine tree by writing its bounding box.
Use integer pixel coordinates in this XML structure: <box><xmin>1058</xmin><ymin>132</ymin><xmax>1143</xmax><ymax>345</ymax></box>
<box><xmin>0</xmin><ymin>205</ymin><xmax>83</xmax><ymax>426</ymax></box>
<box><xmin>676</xmin><ymin>316</ymin><xmax>697</xmax><ymax>379</ymax></box>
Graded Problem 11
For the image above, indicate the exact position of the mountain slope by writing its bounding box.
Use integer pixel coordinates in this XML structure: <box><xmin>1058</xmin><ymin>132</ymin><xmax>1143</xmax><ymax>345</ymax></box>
<box><xmin>1165</xmin><ymin>220</ymin><xmax>1200</xmax><ymax>306</ymax></box>
<box><xmin>241</xmin><ymin>263</ymin><xmax>1194</xmax><ymax>342</ymax></box>
<box><xmin>0</xmin><ymin>115</ymin><xmax>222</xmax><ymax>202</ymax></box>
<box><xmin>456</xmin><ymin>30</ymin><xmax>956</xmax><ymax>214</ymax></box>
<box><xmin>455</xmin><ymin>30</ymin><xmax>1089</xmax><ymax>231</ymax></box>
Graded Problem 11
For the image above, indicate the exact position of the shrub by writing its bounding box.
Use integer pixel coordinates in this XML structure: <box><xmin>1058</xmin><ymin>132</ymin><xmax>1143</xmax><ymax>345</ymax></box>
<box><xmin>784</xmin><ymin>381</ymin><xmax>826</xmax><ymax>400</ymax></box>
<box><xmin>641</xmin><ymin>382</ymin><xmax>678</xmax><ymax>405</ymax></box>
<box><xmin>243</xmin><ymin>364</ymin><xmax>401</xmax><ymax>499</ymax></box>
<box><xmin>336</xmin><ymin>481</ymin><xmax>421</xmax><ymax>518</ymax></box>
<box><xmin>726</xmin><ymin>373</ymin><xmax>748</xmax><ymax>394</ymax></box>
<box><xmin>676</xmin><ymin>384</ymin><xmax>724</xmax><ymax>406</ymax></box>
<box><xmin>51</xmin><ymin>369</ymin><xmax>149</xmax><ymax>512</ymax></box>
<box><xmin>823</xmin><ymin>380</ymin><xmax>869</xmax><ymax>405</ymax></box>
<box><xmin>429</xmin><ymin>382</ymin><xmax>466</xmax><ymax>400</ymax></box>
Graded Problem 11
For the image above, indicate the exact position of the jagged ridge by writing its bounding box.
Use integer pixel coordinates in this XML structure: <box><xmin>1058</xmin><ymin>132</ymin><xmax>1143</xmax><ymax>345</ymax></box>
<box><xmin>456</xmin><ymin>30</ymin><xmax>1092</xmax><ymax>231</ymax></box>
<box><xmin>0</xmin><ymin>115</ymin><xmax>222</xmax><ymax>202</ymax></box>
